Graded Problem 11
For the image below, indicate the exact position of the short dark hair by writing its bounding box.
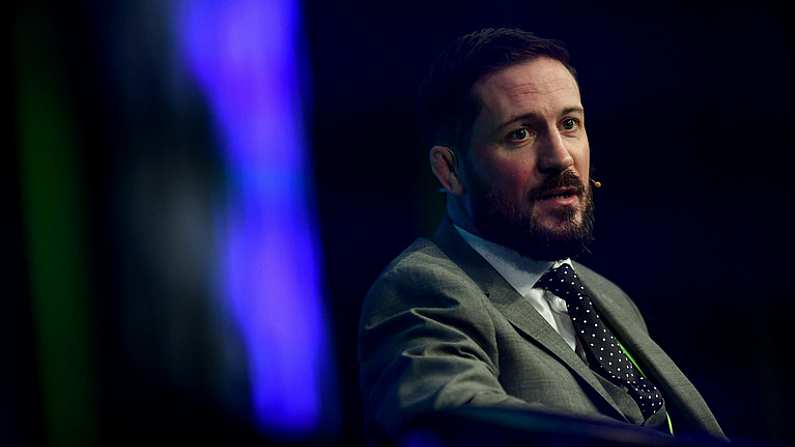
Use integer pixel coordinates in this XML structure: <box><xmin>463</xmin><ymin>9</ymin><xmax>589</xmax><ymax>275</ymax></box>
<box><xmin>417</xmin><ymin>28</ymin><xmax>576</xmax><ymax>151</ymax></box>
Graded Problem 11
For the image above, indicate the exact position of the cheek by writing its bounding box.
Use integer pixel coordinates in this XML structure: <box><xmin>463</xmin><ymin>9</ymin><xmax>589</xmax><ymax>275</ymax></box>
<box><xmin>485</xmin><ymin>159</ymin><xmax>537</xmax><ymax>198</ymax></box>
<box><xmin>574</xmin><ymin>139</ymin><xmax>591</xmax><ymax>179</ymax></box>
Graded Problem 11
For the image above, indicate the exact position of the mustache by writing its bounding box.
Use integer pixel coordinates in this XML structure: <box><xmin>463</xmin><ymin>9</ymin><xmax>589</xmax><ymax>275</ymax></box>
<box><xmin>529</xmin><ymin>170</ymin><xmax>586</xmax><ymax>200</ymax></box>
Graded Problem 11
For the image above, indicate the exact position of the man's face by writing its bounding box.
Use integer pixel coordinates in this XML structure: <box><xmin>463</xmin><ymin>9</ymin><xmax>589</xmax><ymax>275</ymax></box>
<box><xmin>460</xmin><ymin>57</ymin><xmax>593</xmax><ymax>260</ymax></box>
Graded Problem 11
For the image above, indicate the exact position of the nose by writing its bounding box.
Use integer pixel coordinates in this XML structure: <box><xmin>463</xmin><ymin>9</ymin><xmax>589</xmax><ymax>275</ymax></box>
<box><xmin>537</xmin><ymin>128</ymin><xmax>574</xmax><ymax>174</ymax></box>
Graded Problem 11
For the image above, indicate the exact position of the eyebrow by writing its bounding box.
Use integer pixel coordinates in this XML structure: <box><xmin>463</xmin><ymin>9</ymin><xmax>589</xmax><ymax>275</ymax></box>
<box><xmin>495</xmin><ymin>106</ymin><xmax>585</xmax><ymax>133</ymax></box>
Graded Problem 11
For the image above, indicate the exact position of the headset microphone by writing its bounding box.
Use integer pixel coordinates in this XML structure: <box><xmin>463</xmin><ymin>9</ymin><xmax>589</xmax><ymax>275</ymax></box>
<box><xmin>590</xmin><ymin>179</ymin><xmax>603</xmax><ymax>189</ymax></box>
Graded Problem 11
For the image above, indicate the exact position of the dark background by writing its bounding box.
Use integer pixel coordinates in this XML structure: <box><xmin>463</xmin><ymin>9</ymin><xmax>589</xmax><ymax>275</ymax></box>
<box><xmin>10</xmin><ymin>1</ymin><xmax>794</xmax><ymax>446</ymax></box>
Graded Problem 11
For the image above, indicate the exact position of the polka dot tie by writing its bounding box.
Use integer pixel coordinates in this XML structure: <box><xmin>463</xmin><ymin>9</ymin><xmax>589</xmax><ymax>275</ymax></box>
<box><xmin>536</xmin><ymin>264</ymin><xmax>664</xmax><ymax>420</ymax></box>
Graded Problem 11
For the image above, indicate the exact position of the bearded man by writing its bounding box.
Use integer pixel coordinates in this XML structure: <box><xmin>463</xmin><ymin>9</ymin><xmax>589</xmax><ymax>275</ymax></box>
<box><xmin>358</xmin><ymin>28</ymin><xmax>725</xmax><ymax>444</ymax></box>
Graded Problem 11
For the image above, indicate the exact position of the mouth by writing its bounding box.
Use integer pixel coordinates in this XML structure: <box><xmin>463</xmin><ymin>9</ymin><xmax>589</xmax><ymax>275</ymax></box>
<box><xmin>537</xmin><ymin>187</ymin><xmax>579</xmax><ymax>201</ymax></box>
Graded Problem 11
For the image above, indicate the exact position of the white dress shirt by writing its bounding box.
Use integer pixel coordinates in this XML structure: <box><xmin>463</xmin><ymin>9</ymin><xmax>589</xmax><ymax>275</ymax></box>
<box><xmin>455</xmin><ymin>225</ymin><xmax>579</xmax><ymax>353</ymax></box>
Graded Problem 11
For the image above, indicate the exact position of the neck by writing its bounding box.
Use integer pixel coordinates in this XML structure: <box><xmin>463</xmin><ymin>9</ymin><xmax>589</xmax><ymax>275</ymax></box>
<box><xmin>446</xmin><ymin>196</ymin><xmax>479</xmax><ymax>236</ymax></box>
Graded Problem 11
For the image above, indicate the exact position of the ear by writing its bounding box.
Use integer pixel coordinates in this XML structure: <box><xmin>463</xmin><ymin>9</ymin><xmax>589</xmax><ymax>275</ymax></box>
<box><xmin>429</xmin><ymin>145</ymin><xmax>465</xmax><ymax>195</ymax></box>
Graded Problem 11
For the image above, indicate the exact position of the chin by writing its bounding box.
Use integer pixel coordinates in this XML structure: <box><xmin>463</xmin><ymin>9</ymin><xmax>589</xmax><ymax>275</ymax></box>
<box><xmin>534</xmin><ymin>210</ymin><xmax>583</xmax><ymax>232</ymax></box>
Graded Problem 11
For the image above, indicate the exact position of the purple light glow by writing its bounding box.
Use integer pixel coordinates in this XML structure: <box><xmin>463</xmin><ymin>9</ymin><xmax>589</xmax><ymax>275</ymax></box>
<box><xmin>178</xmin><ymin>0</ymin><xmax>333</xmax><ymax>436</ymax></box>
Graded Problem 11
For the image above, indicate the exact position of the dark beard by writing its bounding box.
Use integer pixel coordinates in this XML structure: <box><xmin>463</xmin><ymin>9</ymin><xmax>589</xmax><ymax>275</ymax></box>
<box><xmin>469</xmin><ymin>170</ymin><xmax>595</xmax><ymax>261</ymax></box>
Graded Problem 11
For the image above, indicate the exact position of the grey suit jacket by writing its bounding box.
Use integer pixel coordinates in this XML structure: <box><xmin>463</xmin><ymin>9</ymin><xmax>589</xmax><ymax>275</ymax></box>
<box><xmin>358</xmin><ymin>219</ymin><xmax>725</xmax><ymax>441</ymax></box>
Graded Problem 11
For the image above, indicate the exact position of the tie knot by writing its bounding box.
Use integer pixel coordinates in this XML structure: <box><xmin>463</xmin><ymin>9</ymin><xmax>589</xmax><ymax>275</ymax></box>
<box><xmin>535</xmin><ymin>264</ymin><xmax>584</xmax><ymax>300</ymax></box>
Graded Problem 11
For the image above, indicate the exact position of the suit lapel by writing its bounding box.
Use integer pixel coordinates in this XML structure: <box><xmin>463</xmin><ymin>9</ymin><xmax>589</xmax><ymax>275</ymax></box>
<box><xmin>575</xmin><ymin>263</ymin><xmax>725</xmax><ymax>436</ymax></box>
<box><xmin>431</xmin><ymin>219</ymin><xmax>628</xmax><ymax>422</ymax></box>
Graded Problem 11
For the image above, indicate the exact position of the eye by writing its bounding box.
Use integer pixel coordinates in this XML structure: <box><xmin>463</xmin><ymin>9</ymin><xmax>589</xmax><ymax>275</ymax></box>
<box><xmin>561</xmin><ymin>117</ymin><xmax>580</xmax><ymax>131</ymax></box>
<box><xmin>507</xmin><ymin>127</ymin><xmax>533</xmax><ymax>143</ymax></box>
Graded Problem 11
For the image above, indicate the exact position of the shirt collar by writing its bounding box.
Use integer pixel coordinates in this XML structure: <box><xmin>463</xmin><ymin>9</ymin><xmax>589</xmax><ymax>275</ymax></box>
<box><xmin>454</xmin><ymin>224</ymin><xmax>572</xmax><ymax>295</ymax></box>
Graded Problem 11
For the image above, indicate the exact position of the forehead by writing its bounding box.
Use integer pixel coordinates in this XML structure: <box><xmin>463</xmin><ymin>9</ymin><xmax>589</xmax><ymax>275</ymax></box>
<box><xmin>471</xmin><ymin>57</ymin><xmax>582</xmax><ymax>127</ymax></box>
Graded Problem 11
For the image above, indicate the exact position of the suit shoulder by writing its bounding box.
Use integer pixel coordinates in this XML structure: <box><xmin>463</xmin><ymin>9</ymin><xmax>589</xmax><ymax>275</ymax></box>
<box><xmin>572</xmin><ymin>262</ymin><xmax>627</xmax><ymax>298</ymax></box>
<box><xmin>380</xmin><ymin>237</ymin><xmax>464</xmax><ymax>274</ymax></box>
<box><xmin>573</xmin><ymin>261</ymin><xmax>648</xmax><ymax>332</ymax></box>
<box><xmin>361</xmin><ymin>238</ymin><xmax>484</xmax><ymax>319</ymax></box>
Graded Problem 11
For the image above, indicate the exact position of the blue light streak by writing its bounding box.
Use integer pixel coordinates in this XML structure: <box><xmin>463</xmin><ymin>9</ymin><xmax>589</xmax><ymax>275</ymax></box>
<box><xmin>178</xmin><ymin>0</ymin><xmax>334</xmax><ymax>436</ymax></box>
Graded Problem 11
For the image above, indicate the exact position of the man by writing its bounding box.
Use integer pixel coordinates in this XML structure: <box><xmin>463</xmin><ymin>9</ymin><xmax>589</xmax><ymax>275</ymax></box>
<box><xmin>358</xmin><ymin>28</ymin><xmax>725</xmax><ymax>443</ymax></box>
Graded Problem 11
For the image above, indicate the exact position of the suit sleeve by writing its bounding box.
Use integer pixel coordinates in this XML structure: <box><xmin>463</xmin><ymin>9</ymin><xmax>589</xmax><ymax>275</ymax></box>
<box><xmin>358</xmin><ymin>254</ymin><xmax>540</xmax><ymax>439</ymax></box>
